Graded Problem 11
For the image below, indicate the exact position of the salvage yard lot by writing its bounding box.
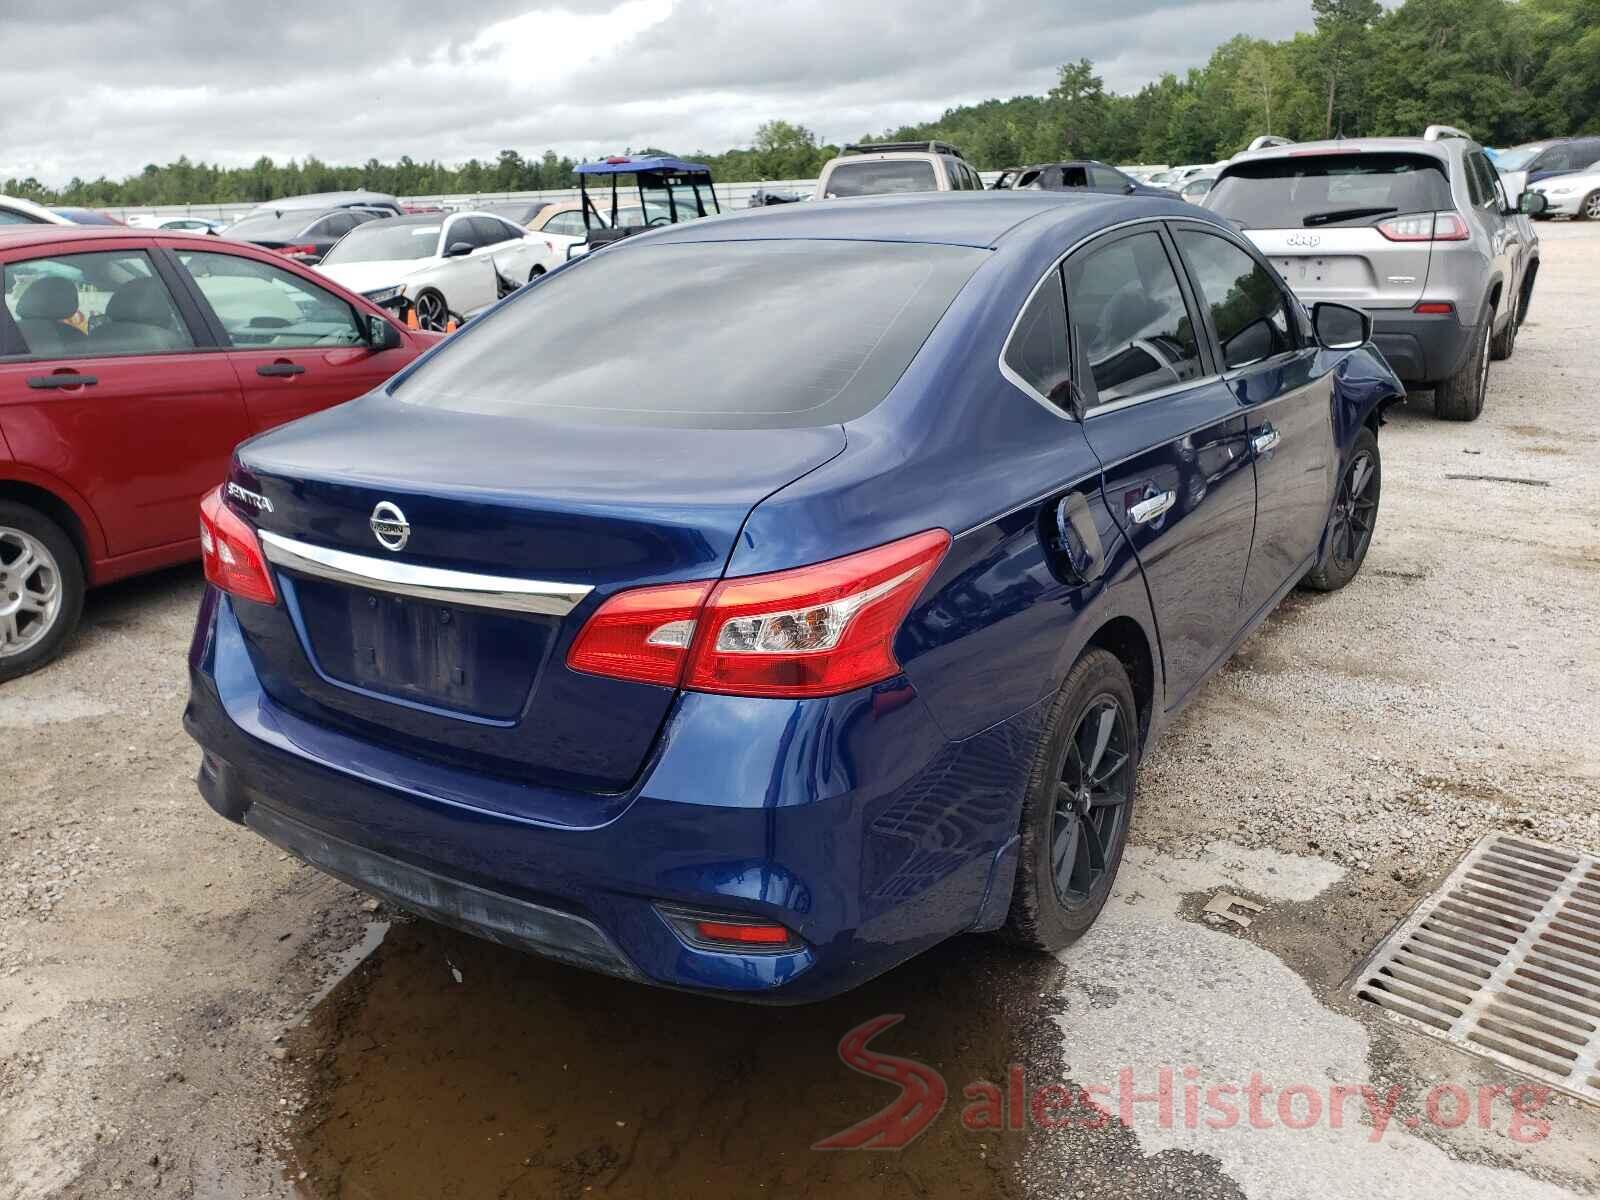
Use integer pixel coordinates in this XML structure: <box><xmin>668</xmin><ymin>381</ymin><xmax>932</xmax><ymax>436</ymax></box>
<box><xmin>3</xmin><ymin>225</ymin><xmax>1599</xmax><ymax>1200</ymax></box>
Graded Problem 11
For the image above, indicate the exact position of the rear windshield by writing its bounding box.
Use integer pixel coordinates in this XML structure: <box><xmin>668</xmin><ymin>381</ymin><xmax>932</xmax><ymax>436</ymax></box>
<box><xmin>822</xmin><ymin>160</ymin><xmax>939</xmax><ymax>197</ymax></box>
<box><xmin>394</xmin><ymin>239</ymin><xmax>987</xmax><ymax>429</ymax></box>
<box><xmin>1207</xmin><ymin>153</ymin><xmax>1453</xmax><ymax>229</ymax></box>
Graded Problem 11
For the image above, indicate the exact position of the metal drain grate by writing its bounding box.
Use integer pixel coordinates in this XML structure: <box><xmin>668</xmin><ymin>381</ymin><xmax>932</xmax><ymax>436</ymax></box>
<box><xmin>1353</xmin><ymin>833</ymin><xmax>1600</xmax><ymax>1105</ymax></box>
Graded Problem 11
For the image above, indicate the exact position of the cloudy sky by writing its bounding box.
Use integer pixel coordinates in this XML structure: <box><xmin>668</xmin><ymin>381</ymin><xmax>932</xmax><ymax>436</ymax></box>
<box><xmin>2</xmin><ymin>0</ymin><xmax>1315</xmax><ymax>186</ymax></box>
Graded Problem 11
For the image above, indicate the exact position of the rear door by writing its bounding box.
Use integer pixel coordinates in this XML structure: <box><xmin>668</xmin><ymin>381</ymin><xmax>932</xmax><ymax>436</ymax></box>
<box><xmin>1210</xmin><ymin>151</ymin><xmax>1455</xmax><ymax>311</ymax></box>
<box><xmin>168</xmin><ymin>245</ymin><xmax>411</xmax><ymax>432</ymax></box>
<box><xmin>0</xmin><ymin>244</ymin><xmax>246</xmax><ymax>554</ymax></box>
<box><xmin>1170</xmin><ymin>224</ymin><xmax>1335</xmax><ymax>614</ymax></box>
<box><xmin>1067</xmin><ymin>224</ymin><xmax>1257</xmax><ymax>708</ymax></box>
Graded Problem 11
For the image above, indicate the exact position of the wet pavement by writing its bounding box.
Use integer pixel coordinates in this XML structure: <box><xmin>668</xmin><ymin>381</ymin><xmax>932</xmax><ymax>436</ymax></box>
<box><xmin>287</xmin><ymin>918</ymin><xmax>1053</xmax><ymax>1199</ymax></box>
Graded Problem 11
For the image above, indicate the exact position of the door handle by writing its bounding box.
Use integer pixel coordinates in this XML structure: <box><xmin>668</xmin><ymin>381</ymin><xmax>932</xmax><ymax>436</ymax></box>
<box><xmin>1128</xmin><ymin>490</ymin><xmax>1176</xmax><ymax>525</ymax></box>
<box><xmin>1252</xmin><ymin>428</ymin><xmax>1281</xmax><ymax>455</ymax></box>
<box><xmin>256</xmin><ymin>362</ymin><xmax>306</xmax><ymax>378</ymax></box>
<box><xmin>27</xmin><ymin>373</ymin><xmax>97</xmax><ymax>389</ymax></box>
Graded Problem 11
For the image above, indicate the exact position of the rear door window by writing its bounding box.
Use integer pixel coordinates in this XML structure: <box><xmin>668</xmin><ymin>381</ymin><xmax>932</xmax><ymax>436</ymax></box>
<box><xmin>1207</xmin><ymin>153</ymin><xmax>1454</xmax><ymax>229</ymax></box>
<box><xmin>1065</xmin><ymin>229</ymin><xmax>1204</xmax><ymax>407</ymax></box>
<box><xmin>822</xmin><ymin>160</ymin><xmax>939</xmax><ymax>197</ymax></box>
<box><xmin>1175</xmin><ymin>230</ymin><xmax>1297</xmax><ymax>370</ymax></box>
<box><xmin>2</xmin><ymin>250</ymin><xmax>196</xmax><ymax>358</ymax></box>
<box><xmin>394</xmin><ymin>239</ymin><xmax>987</xmax><ymax>429</ymax></box>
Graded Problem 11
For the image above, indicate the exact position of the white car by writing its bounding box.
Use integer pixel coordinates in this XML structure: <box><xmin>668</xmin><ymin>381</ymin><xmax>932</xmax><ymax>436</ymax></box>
<box><xmin>316</xmin><ymin>211</ymin><xmax>554</xmax><ymax>330</ymax></box>
<box><xmin>1531</xmin><ymin>166</ymin><xmax>1600</xmax><ymax>221</ymax></box>
<box><xmin>0</xmin><ymin>195</ymin><xmax>72</xmax><ymax>226</ymax></box>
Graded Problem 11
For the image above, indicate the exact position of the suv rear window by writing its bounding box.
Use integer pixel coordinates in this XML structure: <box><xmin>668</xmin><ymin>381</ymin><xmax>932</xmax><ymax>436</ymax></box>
<box><xmin>394</xmin><ymin>239</ymin><xmax>987</xmax><ymax>429</ymax></box>
<box><xmin>1207</xmin><ymin>153</ymin><xmax>1453</xmax><ymax>229</ymax></box>
<box><xmin>823</xmin><ymin>160</ymin><xmax>940</xmax><ymax>197</ymax></box>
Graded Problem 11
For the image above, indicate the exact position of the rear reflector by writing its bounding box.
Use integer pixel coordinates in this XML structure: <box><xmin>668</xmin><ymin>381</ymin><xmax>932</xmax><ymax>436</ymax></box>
<box><xmin>567</xmin><ymin>529</ymin><xmax>951</xmax><ymax>698</ymax></box>
<box><xmin>1413</xmin><ymin>301</ymin><xmax>1455</xmax><ymax>315</ymax></box>
<box><xmin>657</xmin><ymin>905</ymin><xmax>799</xmax><ymax>952</ymax></box>
<box><xmin>199</xmin><ymin>485</ymin><xmax>276</xmax><ymax>605</ymax></box>
<box><xmin>1376</xmin><ymin>212</ymin><xmax>1469</xmax><ymax>242</ymax></box>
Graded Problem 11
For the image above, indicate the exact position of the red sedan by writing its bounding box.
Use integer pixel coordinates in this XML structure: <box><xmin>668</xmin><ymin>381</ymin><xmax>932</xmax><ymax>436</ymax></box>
<box><xmin>0</xmin><ymin>225</ymin><xmax>442</xmax><ymax>680</ymax></box>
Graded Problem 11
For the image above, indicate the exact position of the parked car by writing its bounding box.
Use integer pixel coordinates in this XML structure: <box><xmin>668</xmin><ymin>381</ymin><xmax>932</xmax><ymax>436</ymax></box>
<box><xmin>238</xmin><ymin>190</ymin><xmax>403</xmax><ymax>219</ymax></box>
<box><xmin>990</xmin><ymin>167</ymin><xmax>1023</xmax><ymax>190</ymax></box>
<box><xmin>0</xmin><ymin>226</ymin><xmax>440</xmax><ymax>679</ymax></box>
<box><xmin>316</xmin><ymin>211</ymin><xmax>555</xmax><ymax>330</ymax></box>
<box><xmin>519</xmin><ymin>201</ymin><xmax>605</xmax><ymax>264</ymax></box>
<box><xmin>1205</xmin><ymin>126</ymin><xmax>1544</xmax><ymax>420</ymax></box>
<box><xmin>222</xmin><ymin>206</ymin><xmax>384</xmax><ymax>265</ymax></box>
<box><xmin>1177</xmin><ymin>175</ymin><xmax>1217</xmax><ymax>203</ymax></box>
<box><xmin>479</xmin><ymin>201</ymin><xmax>550</xmax><ymax>227</ymax></box>
<box><xmin>1519</xmin><ymin>136</ymin><xmax>1600</xmax><ymax>189</ymax></box>
<box><xmin>1530</xmin><ymin>163</ymin><xmax>1600</xmax><ymax>221</ymax></box>
<box><xmin>1010</xmin><ymin>160</ymin><xmax>1174</xmax><ymax>197</ymax></box>
<box><xmin>184</xmin><ymin>191</ymin><xmax>1403</xmax><ymax>1002</ymax></box>
<box><xmin>50</xmin><ymin>208</ymin><xmax>124</xmax><ymax>226</ymax></box>
<box><xmin>814</xmin><ymin>141</ymin><xmax>985</xmax><ymax>198</ymax></box>
<box><xmin>0</xmin><ymin>196</ymin><xmax>72</xmax><ymax>226</ymax></box>
<box><xmin>125</xmin><ymin>215</ymin><xmax>223</xmax><ymax>233</ymax></box>
<box><xmin>1491</xmin><ymin>140</ymin><xmax>1559</xmax><ymax>206</ymax></box>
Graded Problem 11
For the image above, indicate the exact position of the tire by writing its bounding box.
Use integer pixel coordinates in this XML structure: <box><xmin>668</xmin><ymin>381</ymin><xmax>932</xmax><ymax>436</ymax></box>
<box><xmin>1000</xmin><ymin>648</ymin><xmax>1138</xmax><ymax>951</ymax></box>
<box><xmin>1490</xmin><ymin>295</ymin><xmax>1518</xmax><ymax>361</ymax></box>
<box><xmin>1433</xmin><ymin>310</ymin><xmax>1491</xmax><ymax>421</ymax></box>
<box><xmin>1579</xmin><ymin>190</ymin><xmax>1600</xmax><ymax>222</ymax></box>
<box><xmin>0</xmin><ymin>503</ymin><xmax>84</xmax><ymax>683</ymax></box>
<box><xmin>1302</xmin><ymin>426</ymin><xmax>1381</xmax><ymax>593</ymax></box>
<box><xmin>412</xmin><ymin>288</ymin><xmax>449</xmax><ymax>332</ymax></box>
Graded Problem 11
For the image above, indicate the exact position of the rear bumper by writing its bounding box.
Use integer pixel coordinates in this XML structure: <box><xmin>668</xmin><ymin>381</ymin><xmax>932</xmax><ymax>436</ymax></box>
<box><xmin>185</xmin><ymin>589</ymin><xmax>1036</xmax><ymax>1003</ymax></box>
<box><xmin>1369</xmin><ymin>308</ymin><xmax>1475</xmax><ymax>385</ymax></box>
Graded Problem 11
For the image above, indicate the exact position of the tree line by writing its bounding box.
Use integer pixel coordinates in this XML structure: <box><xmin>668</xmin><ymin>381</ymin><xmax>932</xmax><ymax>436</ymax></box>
<box><xmin>7</xmin><ymin>0</ymin><xmax>1596</xmax><ymax>208</ymax></box>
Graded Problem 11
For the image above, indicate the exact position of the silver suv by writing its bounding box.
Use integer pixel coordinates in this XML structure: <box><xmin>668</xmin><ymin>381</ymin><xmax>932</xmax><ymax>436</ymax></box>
<box><xmin>1204</xmin><ymin>126</ymin><xmax>1544</xmax><ymax>420</ymax></box>
<box><xmin>814</xmin><ymin>141</ymin><xmax>984</xmax><ymax>199</ymax></box>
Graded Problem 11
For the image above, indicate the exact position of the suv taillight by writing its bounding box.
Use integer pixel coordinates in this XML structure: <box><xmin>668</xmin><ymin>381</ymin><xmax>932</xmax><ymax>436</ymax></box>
<box><xmin>567</xmin><ymin>529</ymin><xmax>950</xmax><ymax>698</ymax></box>
<box><xmin>1376</xmin><ymin>212</ymin><xmax>1470</xmax><ymax>242</ymax></box>
<box><xmin>199</xmin><ymin>486</ymin><xmax>276</xmax><ymax>604</ymax></box>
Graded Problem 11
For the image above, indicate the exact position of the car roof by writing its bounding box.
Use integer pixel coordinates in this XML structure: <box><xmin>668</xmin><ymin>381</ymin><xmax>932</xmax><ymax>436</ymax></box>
<box><xmin>0</xmin><ymin>225</ymin><xmax>286</xmax><ymax>253</ymax></box>
<box><xmin>1228</xmin><ymin>137</ymin><xmax>1465</xmax><ymax>169</ymax></box>
<box><xmin>637</xmin><ymin>190</ymin><xmax>1212</xmax><ymax>251</ymax></box>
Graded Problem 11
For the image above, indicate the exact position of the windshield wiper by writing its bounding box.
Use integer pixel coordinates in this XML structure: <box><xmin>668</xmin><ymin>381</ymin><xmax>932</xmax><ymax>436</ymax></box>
<box><xmin>1302</xmin><ymin>206</ymin><xmax>1398</xmax><ymax>227</ymax></box>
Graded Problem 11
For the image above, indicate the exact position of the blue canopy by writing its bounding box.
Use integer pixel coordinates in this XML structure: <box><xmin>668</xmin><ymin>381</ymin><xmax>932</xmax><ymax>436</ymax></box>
<box><xmin>576</xmin><ymin>155</ymin><xmax>713</xmax><ymax>177</ymax></box>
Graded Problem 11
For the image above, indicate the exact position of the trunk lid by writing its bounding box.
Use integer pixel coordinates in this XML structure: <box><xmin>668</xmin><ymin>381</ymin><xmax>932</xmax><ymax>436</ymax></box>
<box><xmin>1243</xmin><ymin>226</ymin><xmax>1432</xmax><ymax>309</ymax></box>
<box><xmin>227</xmin><ymin>396</ymin><xmax>845</xmax><ymax>793</ymax></box>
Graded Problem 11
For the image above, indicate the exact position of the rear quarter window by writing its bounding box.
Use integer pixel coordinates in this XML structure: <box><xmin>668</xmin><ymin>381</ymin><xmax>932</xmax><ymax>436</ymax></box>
<box><xmin>1207</xmin><ymin>153</ymin><xmax>1454</xmax><ymax>229</ymax></box>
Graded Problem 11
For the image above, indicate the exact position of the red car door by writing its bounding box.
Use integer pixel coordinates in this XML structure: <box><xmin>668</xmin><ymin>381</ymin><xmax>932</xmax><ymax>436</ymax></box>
<box><xmin>0</xmin><ymin>241</ymin><xmax>248</xmax><ymax>557</ymax></box>
<box><xmin>165</xmin><ymin>245</ymin><xmax>420</xmax><ymax>433</ymax></box>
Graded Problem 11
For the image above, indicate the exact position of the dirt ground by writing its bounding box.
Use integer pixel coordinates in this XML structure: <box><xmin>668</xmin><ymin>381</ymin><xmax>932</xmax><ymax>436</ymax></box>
<box><xmin>2</xmin><ymin>224</ymin><xmax>1598</xmax><ymax>1200</ymax></box>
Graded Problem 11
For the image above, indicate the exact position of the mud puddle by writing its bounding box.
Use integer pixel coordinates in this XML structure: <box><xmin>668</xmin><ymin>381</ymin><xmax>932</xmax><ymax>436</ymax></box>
<box><xmin>287</xmin><ymin>916</ymin><xmax>1054</xmax><ymax>1199</ymax></box>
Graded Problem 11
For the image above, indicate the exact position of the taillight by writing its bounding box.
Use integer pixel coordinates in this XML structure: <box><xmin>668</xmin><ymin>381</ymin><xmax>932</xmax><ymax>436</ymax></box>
<box><xmin>199</xmin><ymin>486</ymin><xmax>276</xmax><ymax>604</ymax></box>
<box><xmin>1376</xmin><ymin>212</ymin><xmax>1469</xmax><ymax>242</ymax></box>
<box><xmin>275</xmin><ymin>243</ymin><xmax>319</xmax><ymax>259</ymax></box>
<box><xmin>566</xmin><ymin>529</ymin><xmax>950</xmax><ymax>698</ymax></box>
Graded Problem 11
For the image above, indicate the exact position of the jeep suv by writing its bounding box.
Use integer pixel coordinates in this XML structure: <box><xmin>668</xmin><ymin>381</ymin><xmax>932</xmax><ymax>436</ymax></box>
<box><xmin>814</xmin><ymin>141</ymin><xmax>983</xmax><ymax>199</ymax></box>
<box><xmin>1204</xmin><ymin>126</ymin><xmax>1542</xmax><ymax>420</ymax></box>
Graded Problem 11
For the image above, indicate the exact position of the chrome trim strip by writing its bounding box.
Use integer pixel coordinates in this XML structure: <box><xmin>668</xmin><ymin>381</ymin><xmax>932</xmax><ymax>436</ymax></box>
<box><xmin>258</xmin><ymin>531</ymin><xmax>592</xmax><ymax>617</ymax></box>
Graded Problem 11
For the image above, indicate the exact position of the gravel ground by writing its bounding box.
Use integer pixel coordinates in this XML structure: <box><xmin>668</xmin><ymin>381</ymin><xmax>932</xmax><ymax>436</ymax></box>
<box><xmin>1</xmin><ymin>224</ymin><xmax>1596</xmax><ymax>1200</ymax></box>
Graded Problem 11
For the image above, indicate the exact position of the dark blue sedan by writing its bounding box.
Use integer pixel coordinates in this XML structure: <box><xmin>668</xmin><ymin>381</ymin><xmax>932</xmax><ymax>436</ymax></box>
<box><xmin>184</xmin><ymin>191</ymin><xmax>1403</xmax><ymax>1002</ymax></box>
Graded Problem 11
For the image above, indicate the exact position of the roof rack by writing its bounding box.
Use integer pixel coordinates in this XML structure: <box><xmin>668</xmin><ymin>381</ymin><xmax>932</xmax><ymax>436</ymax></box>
<box><xmin>1423</xmin><ymin>125</ymin><xmax>1472</xmax><ymax>142</ymax></box>
<box><xmin>843</xmin><ymin>140</ymin><xmax>966</xmax><ymax>159</ymax></box>
<box><xmin>1243</xmin><ymin>135</ymin><xmax>1294</xmax><ymax>152</ymax></box>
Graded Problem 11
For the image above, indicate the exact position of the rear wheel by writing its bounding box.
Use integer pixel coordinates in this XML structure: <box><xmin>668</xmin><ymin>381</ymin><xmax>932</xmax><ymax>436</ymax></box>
<box><xmin>1580</xmin><ymin>191</ymin><xmax>1600</xmax><ymax>222</ymax></box>
<box><xmin>1001</xmin><ymin>649</ymin><xmax>1137</xmax><ymax>951</ymax></box>
<box><xmin>1490</xmin><ymin>296</ymin><xmax>1518</xmax><ymax>361</ymax></box>
<box><xmin>1434</xmin><ymin>312</ymin><xmax>1491</xmax><ymax>421</ymax></box>
<box><xmin>1302</xmin><ymin>426</ymin><xmax>1380</xmax><ymax>593</ymax></box>
<box><xmin>0</xmin><ymin>503</ymin><xmax>84</xmax><ymax>682</ymax></box>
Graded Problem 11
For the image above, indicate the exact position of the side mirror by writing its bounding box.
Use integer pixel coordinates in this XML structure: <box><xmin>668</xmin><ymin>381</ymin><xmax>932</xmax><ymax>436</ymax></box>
<box><xmin>444</xmin><ymin>241</ymin><xmax>474</xmax><ymax>258</ymax></box>
<box><xmin>1519</xmin><ymin>191</ymin><xmax>1548</xmax><ymax>216</ymax></box>
<box><xmin>364</xmin><ymin>314</ymin><xmax>403</xmax><ymax>350</ymax></box>
<box><xmin>1312</xmin><ymin>301</ymin><xmax>1371</xmax><ymax>350</ymax></box>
